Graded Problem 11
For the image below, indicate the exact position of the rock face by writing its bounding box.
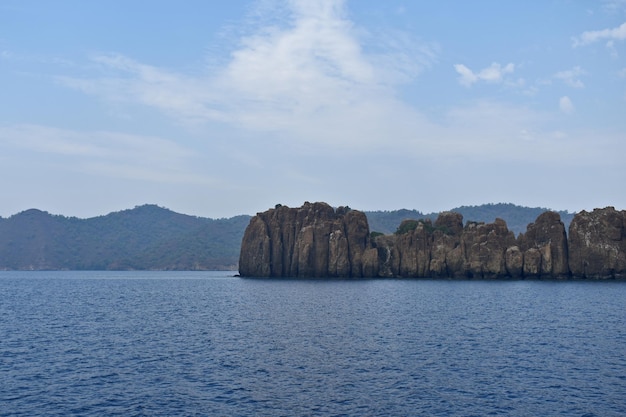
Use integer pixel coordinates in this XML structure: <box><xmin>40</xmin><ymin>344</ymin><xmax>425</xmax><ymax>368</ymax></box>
<box><xmin>517</xmin><ymin>211</ymin><xmax>570</xmax><ymax>278</ymax></box>
<box><xmin>568</xmin><ymin>207</ymin><xmax>626</xmax><ymax>279</ymax></box>
<box><xmin>373</xmin><ymin>215</ymin><xmax>518</xmax><ymax>279</ymax></box>
<box><xmin>238</xmin><ymin>202</ymin><xmax>370</xmax><ymax>278</ymax></box>
<box><xmin>239</xmin><ymin>202</ymin><xmax>626</xmax><ymax>279</ymax></box>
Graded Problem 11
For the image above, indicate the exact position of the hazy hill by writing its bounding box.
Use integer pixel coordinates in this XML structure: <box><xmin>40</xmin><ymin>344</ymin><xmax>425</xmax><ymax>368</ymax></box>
<box><xmin>365</xmin><ymin>203</ymin><xmax>575</xmax><ymax>236</ymax></box>
<box><xmin>364</xmin><ymin>209</ymin><xmax>425</xmax><ymax>236</ymax></box>
<box><xmin>0</xmin><ymin>203</ymin><xmax>576</xmax><ymax>271</ymax></box>
<box><xmin>0</xmin><ymin>205</ymin><xmax>249</xmax><ymax>271</ymax></box>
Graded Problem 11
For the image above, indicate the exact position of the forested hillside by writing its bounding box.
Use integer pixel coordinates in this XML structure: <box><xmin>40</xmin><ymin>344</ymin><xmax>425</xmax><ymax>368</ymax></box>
<box><xmin>365</xmin><ymin>203</ymin><xmax>575</xmax><ymax>236</ymax></box>
<box><xmin>0</xmin><ymin>205</ymin><xmax>249</xmax><ymax>270</ymax></box>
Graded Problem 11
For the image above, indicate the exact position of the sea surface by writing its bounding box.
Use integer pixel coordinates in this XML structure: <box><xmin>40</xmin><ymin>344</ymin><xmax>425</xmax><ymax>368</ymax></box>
<box><xmin>1</xmin><ymin>271</ymin><xmax>625</xmax><ymax>416</ymax></box>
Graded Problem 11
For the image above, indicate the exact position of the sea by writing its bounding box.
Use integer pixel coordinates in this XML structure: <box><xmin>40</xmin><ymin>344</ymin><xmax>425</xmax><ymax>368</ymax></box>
<box><xmin>1</xmin><ymin>271</ymin><xmax>625</xmax><ymax>417</ymax></box>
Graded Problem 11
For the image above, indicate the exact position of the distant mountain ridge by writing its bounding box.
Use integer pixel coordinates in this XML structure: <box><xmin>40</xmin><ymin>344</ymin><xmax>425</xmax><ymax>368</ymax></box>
<box><xmin>364</xmin><ymin>203</ymin><xmax>575</xmax><ymax>236</ymax></box>
<box><xmin>0</xmin><ymin>205</ymin><xmax>249</xmax><ymax>271</ymax></box>
<box><xmin>0</xmin><ymin>203</ymin><xmax>576</xmax><ymax>271</ymax></box>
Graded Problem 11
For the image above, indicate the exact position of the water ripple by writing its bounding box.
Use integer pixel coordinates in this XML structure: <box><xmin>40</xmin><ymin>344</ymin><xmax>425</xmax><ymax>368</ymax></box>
<box><xmin>1</xmin><ymin>272</ymin><xmax>625</xmax><ymax>416</ymax></box>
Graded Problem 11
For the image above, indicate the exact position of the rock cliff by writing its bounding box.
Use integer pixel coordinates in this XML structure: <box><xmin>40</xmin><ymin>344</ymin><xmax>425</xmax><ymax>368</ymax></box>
<box><xmin>239</xmin><ymin>202</ymin><xmax>626</xmax><ymax>279</ymax></box>
<box><xmin>517</xmin><ymin>211</ymin><xmax>570</xmax><ymax>278</ymax></box>
<box><xmin>238</xmin><ymin>202</ymin><xmax>370</xmax><ymax>278</ymax></box>
<box><xmin>568</xmin><ymin>207</ymin><xmax>626</xmax><ymax>279</ymax></box>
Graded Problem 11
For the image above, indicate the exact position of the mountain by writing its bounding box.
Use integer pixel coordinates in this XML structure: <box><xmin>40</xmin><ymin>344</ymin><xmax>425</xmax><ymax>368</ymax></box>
<box><xmin>0</xmin><ymin>205</ymin><xmax>250</xmax><ymax>271</ymax></box>
<box><xmin>365</xmin><ymin>203</ymin><xmax>575</xmax><ymax>236</ymax></box>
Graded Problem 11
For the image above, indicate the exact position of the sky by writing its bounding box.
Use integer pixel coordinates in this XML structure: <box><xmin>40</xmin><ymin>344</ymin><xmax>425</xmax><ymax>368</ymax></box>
<box><xmin>1</xmin><ymin>0</ymin><xmax>625</xmax><ymax>219</ymax></box>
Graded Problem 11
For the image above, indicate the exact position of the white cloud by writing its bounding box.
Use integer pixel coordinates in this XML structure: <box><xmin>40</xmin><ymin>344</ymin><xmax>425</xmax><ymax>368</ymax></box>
<box><xmin>572</xmin><ymin>21</ymin><xmax>626</xmax><ymax>47</ymax></box>
<box><xmin>51</xmin><ymin>0</ymin><xmax>588</xmax><ymax>170</ymax></box>
<box><xmin>57</xmin><ymin>0</ymin><xmax>439</xmax><ymax>151</ymax></box>
<box><xmin>453</xmin><ymin>62</ymin><xmax>515</xmax><ymax>87</ymax></box>
<box><xmin>606</xmin><ymin>40</ymin><xmax>619</xmax><ymax>58</ymax></box>
<box><xmin>453</xmin><ymin>64</ymin><xmax>477</xmax><ymax>86</ymax></box>
<box><xmin>559</xmin><ymin>96</ymin><xmax>575</xmax><ymax>113</ymax></box>
<box><xmin>554</xmin><ymin>66</ymin><xmax>586</xmax><ymax>88</ymax></box>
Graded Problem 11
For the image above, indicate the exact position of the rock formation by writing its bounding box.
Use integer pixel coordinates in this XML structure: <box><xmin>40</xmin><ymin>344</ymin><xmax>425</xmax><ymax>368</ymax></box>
<box><xmin>238</xmin><ymin>202</ymin><xmax>370</xmax><ymax>278</ymax></box>
<box><xmin>568</xmin><ymin>207</ymin><xmax>626</xmax><ymax>279</ymax></box>
<box><xmin>517</xmin><ymin>211</ymin><xmax>570</xmax><ymax>278</ymax></box>
<box><xmin>239</xmin><ymin>202</ymin><xmax>626</xmax><ymax>279</ymax></box>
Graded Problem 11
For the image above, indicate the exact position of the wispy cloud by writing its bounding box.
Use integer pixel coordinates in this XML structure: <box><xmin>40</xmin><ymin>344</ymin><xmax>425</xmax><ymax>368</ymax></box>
<box><xmin>57</xmin><ymin>0</ymin><xmax>438</xmax><ymax>151</ymax></box>
<box><xmin>554</xmin><ymin>66</ymin><xmax>586</xmax><ymax>88</ymax></box>
<box><xmin>57</xmin><ymin>55</ymin><xmax>226</xmax><ymax>124</ymax></box>
<box><xmin>602</xmin><ymin>0</ymin><xmax>626</xmax><ymax>14</ymax></box>
<box><xmin>572</xmin><ymin>21</ymin><xmax>626</xmax><ymax>47</ymax></box>
<box><xmin>453</xmin><ymin>62</ymin><xmax>515</xmax><ymax>87</ymax></box>
<box><xmin>559</xmin><ymin>96</ymin><xmax>575</xmax><ymax>113</ymax></box>
<box><xmin>49</xmin><ymin>0</ymin><xmax>616</xmax><ymax>172</ymax></box>
<box><xmin>0</xmin><ymin>124</ymin><xmax>212</xmax><ymax>184</ymax></box>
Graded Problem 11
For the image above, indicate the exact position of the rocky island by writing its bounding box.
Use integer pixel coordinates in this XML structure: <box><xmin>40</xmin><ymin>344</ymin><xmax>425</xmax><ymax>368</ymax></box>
<box><xmin>239</xmin><ymin>202</ymin><xmax>626</xmax><ymax>279</ymax></box>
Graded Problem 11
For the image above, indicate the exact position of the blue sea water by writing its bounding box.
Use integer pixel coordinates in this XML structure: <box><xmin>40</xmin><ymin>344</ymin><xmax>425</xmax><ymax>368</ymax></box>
<box><xmin>1</xmin><ymin>272</ymin><xmax>625</xmax><ymax>416</ymax></box>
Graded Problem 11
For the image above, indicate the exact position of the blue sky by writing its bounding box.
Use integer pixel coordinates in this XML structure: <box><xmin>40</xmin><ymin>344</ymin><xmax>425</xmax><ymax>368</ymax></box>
<box><xmin>1</xmin><ymin>0</ymin><xmax>625</xmax><ymax>218</ymax></box>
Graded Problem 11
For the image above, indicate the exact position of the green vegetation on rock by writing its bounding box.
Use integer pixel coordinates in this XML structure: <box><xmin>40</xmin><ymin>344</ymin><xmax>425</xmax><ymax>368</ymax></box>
<box><xmin>395</xmin><ymin>219</ymin><xmax>421</xmax><ymax>235</ymax></box>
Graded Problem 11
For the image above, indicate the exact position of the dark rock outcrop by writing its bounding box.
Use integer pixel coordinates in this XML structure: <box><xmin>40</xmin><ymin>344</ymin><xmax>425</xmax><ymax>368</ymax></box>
<box><xmin>239</xmin><ymin>202</ymin><xmax>626</xmax><ymax>279</ymax></box>
<box><xmin>238</xmin><ymin>202</ymin><xmax>370</xmax><ymax>278</ymax></box>
<box><xmin>462</xmin><ymin>218</ymin><xmax>518</xmax><ymax>278</ymax></box>
<box><xmin>568</xmin><ymin>207</ymin><xmax>626</xmax><ymax>279</ymax></box>
<box><xmin>517</xmin><ymin>211</ymin><xmax>570</xmax><ymax>278</ymax></box>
